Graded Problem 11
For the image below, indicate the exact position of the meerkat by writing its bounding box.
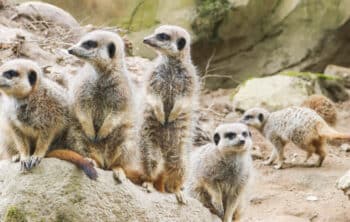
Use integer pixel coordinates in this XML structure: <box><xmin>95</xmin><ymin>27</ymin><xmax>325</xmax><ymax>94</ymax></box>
<box><xmin>0</xmin><ymin>59</ymin><xmax>97</xmax><ymax>179</ymax></box>
<box><xmin>186</xmin><ymin>123</ymin><xmax>253</xmax><ymax>222</ymax></box>
<box><xmin>241</xmin><ymin>107</ymin><xmax>350</xmax><ymax>169</ymax></box>
<box><xmin>66</xmin><ymin>30</ymin><xmax>141</xmax><ymax>183</ymax></box>
<box><xmin>139</xmin><ymin>25</ymin><xmax>199</xmax><ymax>204</ymax></box>
<box><xmin>302</xmin><ymin>94</ymin><xmax>337</xmax><ymax>125</ymax></box>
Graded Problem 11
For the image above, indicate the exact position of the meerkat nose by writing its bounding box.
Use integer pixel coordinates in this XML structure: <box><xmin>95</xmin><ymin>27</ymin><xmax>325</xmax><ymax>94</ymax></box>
<box><xmin>238</xmin><ymin>140</ymin><xmax>245</xmax><ymax>145</ymax></box>
<box><xmin>68</xmin><ymin>49</ymin><xmax>74</xmax><ymax>55</ymax></box>
<box><xmin>143</xmin><ymin>38</ymin><xmax>151</xmax><ymax>44</ymax></box>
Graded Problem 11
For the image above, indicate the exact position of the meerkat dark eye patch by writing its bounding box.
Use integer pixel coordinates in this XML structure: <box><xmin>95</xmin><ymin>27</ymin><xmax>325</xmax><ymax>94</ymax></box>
<box><xmin>28</xmin><ymin>70</ymin><xmax>37</xmax><ymax>86</ymax></box>
<box><xmin>107</xmin><ymin>43</ymin><xmax>116</xmax><ymax>59</ymax></box>
<box><xmin>213</xmin><ymin>133</ymin><xmax>220</xmax><ymax>145</ymax></box>
<box><xmin>224</xmin><ymin>132</ymin><xmax>236</xmax><ymax>140</ymax></box>
<box><xmin>177</xmin><ymin>37</ymin><xmax>186</xmax><ymax>51</ymax></box>
<box><xmin>156</xmin><ymin>33</ymin><xmax>171</xmax><ymax>41</ymax></box>
<box><xmin>244</xmin><ymin>115</ymin><xmax>253</xmax><ymax>120</ymax></box>
<box><xmin>3</xmin><ymin>70</ymin><xmax>19</xmax><ymax>79</ymax></box>
<box><xmin>258</xmin><ymin>113</ymin><xmax>264</xmax><ymax>122</ymax></box>
<box><xmin>81</xmin><ymin>40</ymin><xmax>98</xmax><ymax>49</ymax></box>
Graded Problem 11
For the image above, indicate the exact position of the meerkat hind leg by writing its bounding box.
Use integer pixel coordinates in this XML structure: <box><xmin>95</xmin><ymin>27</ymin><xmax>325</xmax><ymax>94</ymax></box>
<box><xmin>314</xmin><ymin>139</ymin><xmax>326</xmax><ymax>167</ymax></box>
<box><xmin>271</xmin><ymin>138</ymin><xmax>285</xmax><ymax>169</ymax></box>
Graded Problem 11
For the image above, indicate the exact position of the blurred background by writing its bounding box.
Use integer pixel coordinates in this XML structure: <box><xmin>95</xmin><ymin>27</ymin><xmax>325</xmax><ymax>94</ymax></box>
<box><xmin>13</xmin><ymin>0</ymin><xmax>350</xmax><ymax>89</ymax></box>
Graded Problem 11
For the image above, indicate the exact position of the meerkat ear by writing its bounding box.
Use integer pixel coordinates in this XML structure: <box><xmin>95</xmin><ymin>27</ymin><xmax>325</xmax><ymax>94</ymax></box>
<box><xmin>177</xmin><ymin>37</ymin><xmax>186</xmax><ymax>51</ymax></box>
<box><xmin>248</xmin><ymin>131</ymin><xmax>252</xmax><ymax>137</ymax></box>
<box><xmin>28</xmin><ymin>70</ymin><xmax>37</xmax><ymax>86</ymax></box>
<box><xmin>258</xmin><ymin>113</ymin><xmax>264</xmax><ymax>122</ymax></box>
<box><xmin>107</xmin><ymin>42</ymin><xmax>116</xmax><ymax>58</ymax></box>
<box><xmin>213</xmin><ymin>133</ymin><xmax>220</xmax><ymax>145</ymax></box>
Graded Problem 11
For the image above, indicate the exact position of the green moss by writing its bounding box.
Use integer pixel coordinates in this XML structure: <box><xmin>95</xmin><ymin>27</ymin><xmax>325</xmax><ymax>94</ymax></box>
<box><xmin>4</xmin><ymin>206</ymin><xmax>27</xmax><ymax>222</ymax></box>
<box><xmin>192</xmin><ymin>0</ymin><xmax>231</xmax><ymax>40</ymax></box>
<box><xmin>280</xmin><ymin>70</ymin><xmax>340</xmax><ymax>80</ymax></box>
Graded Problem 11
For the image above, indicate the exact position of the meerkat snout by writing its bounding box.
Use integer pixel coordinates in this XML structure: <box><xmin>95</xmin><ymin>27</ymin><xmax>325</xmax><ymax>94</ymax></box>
<box><xmin>214</xmin><ymin>123</ymin><xmax>252</xmax><ymax>152</ymax></box>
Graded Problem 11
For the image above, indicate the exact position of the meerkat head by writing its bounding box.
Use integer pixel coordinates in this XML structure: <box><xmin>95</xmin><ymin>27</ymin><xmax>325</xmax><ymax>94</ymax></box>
<box><xmin>240</xmin><ymin>108</ymin><xmax>270</xmax><ymax>130</ymax></box>
<box><xmin>68</xmin><ymin>30</ymin><xmax>125</xmax><ymax>69</ymax></box>
<box><xmin>143</xmin><ymin>25</ymin><xmax>191</xmax><ymax>58</ymax></box>
<box><xmin>0</xmin><ymin>59</ymin><xmax>41</xmax><ymax>99</ymax></box>
<box><xmin>213</xmin><ymin>123</ymin><xmax>252</xmax><ymax>153</ymax></box>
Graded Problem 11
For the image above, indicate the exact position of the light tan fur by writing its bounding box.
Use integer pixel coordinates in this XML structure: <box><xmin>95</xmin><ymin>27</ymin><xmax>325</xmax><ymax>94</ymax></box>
<box><xmin>66</xmin><ymin>30</ymin><xmax>141</xmax><ymax>183</ymax></box>
<box><xmin>139</xmin><ymin>25</ymin><xmax>199</xmax><ymax>204</ymax></box>
<box><xmin>186</xmin><ymin>123</ymin><xmax>253</xmax><ymax>222</ymax></box>
<box><xmin>241</xmin><ymin>107</ymin><xmax>350</xmax><ymax>169</ymax></box>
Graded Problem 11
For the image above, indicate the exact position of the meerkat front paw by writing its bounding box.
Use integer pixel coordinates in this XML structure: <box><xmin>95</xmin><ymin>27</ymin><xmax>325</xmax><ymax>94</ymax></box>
<box><xmin>154</xmin><ymin>108</ymin><xmax>165</xmax><ymax>125</ymax></box>
<box><xmin>212</xmin><ymin>202</ymin><xmax>225</xmax><ymax>219</ymax></box>
<box><xmin>20</xmin><ymin>156</ymin><xmax>31</xmax><ymax>171</ymax></box>
<box><xmin>27</xmin><ymin>155</ymin><xmax>43</xmax><ymax>170</ymax></box>
<box><xmin>142</xmin><ymin>182</ymin><xmax>156</xmax><ymax>193</ymax></box>
<box><xmin>11</xmin><ymin>154</ymin><xmax>20</xmax><ymax>162</ymax></box>
<box><xmin>113</xmin><ymin>167</ymin><xmax>127</xmax><ymax>183</ymax></box>
<box><xmin>175</xmin><ymin>191</ymin><xmax>188</xmax><ymax>204</ymax></box>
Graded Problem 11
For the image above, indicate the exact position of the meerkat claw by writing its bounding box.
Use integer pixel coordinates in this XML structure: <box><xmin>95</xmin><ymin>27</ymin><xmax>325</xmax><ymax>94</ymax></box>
<box><xmin>175</xmin><ymin>191</ymin><xmax>188</xmax><ymax>204</ymax></box>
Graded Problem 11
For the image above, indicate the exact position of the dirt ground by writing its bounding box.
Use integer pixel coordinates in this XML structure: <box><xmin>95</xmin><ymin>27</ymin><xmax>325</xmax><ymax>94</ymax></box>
<box><xmin>199</xmin><ymin>90</ymin><xmax>350</xmax><ymax>222</ymax></box>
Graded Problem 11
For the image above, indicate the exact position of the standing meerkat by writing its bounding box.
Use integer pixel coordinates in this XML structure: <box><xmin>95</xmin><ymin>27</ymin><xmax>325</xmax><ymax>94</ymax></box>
<box><xmin>139</xmin><ymin>25</ymin><xmax>199</xmax><ymax>204</ymax></box>
<box><xmin>66</xmin><ymin>30</ymin><xmax>140</xmax><ymax>183</ymax></box>
<box><xmin>186</xmin><ymin>123</ymin><xmax>253</xmax><ymax>222</ymax></box>
<box><xmin>0</xmin><ymin>59</ymin><xmax>97</xmax><ymax>179</ymax></box>
<box><xmin>241</xmin><ymin>107</ymin><xmax>350</xmax><ymax>169</ymax></box>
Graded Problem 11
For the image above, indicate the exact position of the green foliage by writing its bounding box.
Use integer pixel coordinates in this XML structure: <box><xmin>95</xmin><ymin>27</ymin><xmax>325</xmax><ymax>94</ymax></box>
<box><xmin>4</xmin><ymin>206</ymin><xmax>27</xmax><ymax>222</ymax></box>
<box><xmin>280</xmin><ymin>70</ymin><xmax>340</xmax><ymax>80</ymax></box>
<box><xmin>192</xmin><ymin>0</ymin><xmax>231</xmax><ymax>40</ymax></box>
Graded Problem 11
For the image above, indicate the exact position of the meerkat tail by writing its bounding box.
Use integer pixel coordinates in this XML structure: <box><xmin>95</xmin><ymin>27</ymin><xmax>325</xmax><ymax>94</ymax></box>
<box><xmin>46</xmin><ymin>149</ymin><xmax>98</xmax><ymax>180</ymax></box>
<box><xmin>317</xmin><ymin>123</ymin><xmax>350</xmax><ymax>139</ymax></box>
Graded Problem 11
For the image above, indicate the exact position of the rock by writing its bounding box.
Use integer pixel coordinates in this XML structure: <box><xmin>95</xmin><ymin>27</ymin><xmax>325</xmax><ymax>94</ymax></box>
<box><xmin>15</xmin><ymin>2</ymin><xmax>80</xmax><ymax>30</ymax></box>
<box><xmin>192</xmin><ymin>0</ymin><xmax>350</xmax><ymax>89</ymax></box>
<box><xmin>305</xmin><ymin>195</ymin><xmax>318</xmax><ymax>201</ymax></box>
<box><xmin>302</xmin><ymin>94</ymin><xmax>337</xmax><ymax>125</ymax></box>
<box><xmin>337</xmin><ymin>170</ymin><xmax>350</xmax><ymax>199</ymax></box>
<box><xmin>232</xmin><ymin>75</ymin><xmax>312</xmax><ymax>111</ymax></box>
<box><xmin>0</xmin><ymin>159</ymin><xmax>219</xmax><ymax>222</ymax></box>
<box><xmin>340</xmin><ymin>143</ymin><xmax>350</xmax><ymax>152</ymax></box>
<box><xmin>324</xmin><ymin>64</ymin><xmax>350</xmax><ymax>88</ymax></box>
<box><xmin>264</xmin><ymin>215</ymin><xmax>309</xmax><ymax>222</ymax></box>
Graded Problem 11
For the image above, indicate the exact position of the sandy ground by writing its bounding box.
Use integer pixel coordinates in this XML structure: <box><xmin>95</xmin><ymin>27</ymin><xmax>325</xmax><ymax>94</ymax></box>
<box><xmin>199</xmin><ymin>90</ymin><xmax>350</xmax><ymax>222</ymax></box>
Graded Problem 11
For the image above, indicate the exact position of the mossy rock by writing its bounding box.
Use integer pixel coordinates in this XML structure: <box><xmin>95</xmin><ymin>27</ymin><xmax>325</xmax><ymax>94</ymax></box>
<box><xmin>4</xmin><ymin>206</ymin><xmax>27</xmax><ymax>222</ymax></box>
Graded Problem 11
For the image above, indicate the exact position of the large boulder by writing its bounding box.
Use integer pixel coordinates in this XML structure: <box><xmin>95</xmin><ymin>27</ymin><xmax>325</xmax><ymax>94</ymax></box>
<box><xmin>0</xmin><ymin>159</ymin><xmax>219</xmax><ymax>222</ymax></box>
<box><xmin>232</xmin><ymin>75</ymin><xmax>312</xmax><ymax>111</ymax></box>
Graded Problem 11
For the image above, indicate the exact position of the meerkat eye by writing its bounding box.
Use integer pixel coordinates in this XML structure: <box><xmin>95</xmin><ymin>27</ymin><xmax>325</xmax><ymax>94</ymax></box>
<box><xmin>156</xmin><ymin>33</ymin><xmax>171</xmax><ymax>41</ymax></box>
<box><xmin>3</xmin><ymin>70</ymin><xmax>19</xmax><ymax>79</ymax></box>
<box><xmin>81</xmin><ymin>40</ymin><xmax>98</xmax><ymax>49</ymax></box>
<box><xmin>244</xmin><ymin>115</ymin><xmax>253</xmax><ymax>120</ymax></box>
<box><xmin>242</xmin><ymin>131</ymin><xmax>248</xmax><ymax>137</ymax></box>
<box><xmin>224</xmin><ymin>132</ymin><xmax>236</xmax><ymax>140</ymax></box>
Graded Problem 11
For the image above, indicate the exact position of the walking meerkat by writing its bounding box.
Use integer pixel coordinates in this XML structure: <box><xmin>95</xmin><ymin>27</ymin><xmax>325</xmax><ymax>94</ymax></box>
<box><xmin>186</xmin><ymin>123</ymin><xmax>253</xmax><ymax>222</ymax></box>
<box><xmin>302</xmin><ymin>94</ymin><xmax>337</xmax><ymax>125</ymax></box>
<box><xmin>66</xmin><ymin>30</ymin><xmax>141</xmax><ymax>183</ymax></box>
<box><xmin>0</xmin><ymin>59</ymin><xmax>97</xmax><ymax>179</ymax></box>
<box><xmin>241</xmin><ymin>107</ymin><xmax>350</xmax><ymax>169</ymax></box>
<box><xmin>139</xmin><ymin>25</ymin><xmax>199</xmax><ymax>204</ymax></box>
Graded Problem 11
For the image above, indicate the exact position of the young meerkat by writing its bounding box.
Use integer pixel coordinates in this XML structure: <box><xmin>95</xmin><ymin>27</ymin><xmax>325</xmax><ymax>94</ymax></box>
<box><xmin>241</xmin><ymin>107</ymin><xmax>350</xmax><ymax>169</ymax></box>
<box><xmin>140</xmin><ymin>25</ymin><xmax>199</xmax><ymax>204</ymax></box>
<box><xmin>67</xmin><ymin>30</ymin><xmax>140</xmax><ymax>183</ymax></box>
<box><xmin>186</xmin><ymin>123</ymin><xmax>253</xmax><ymax>222</ymax></box>
<box><xmin>0</xmin><ymin>59</ymin><xmax>97</xmax><ymax>179</ymax></box>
